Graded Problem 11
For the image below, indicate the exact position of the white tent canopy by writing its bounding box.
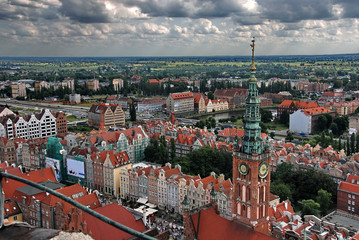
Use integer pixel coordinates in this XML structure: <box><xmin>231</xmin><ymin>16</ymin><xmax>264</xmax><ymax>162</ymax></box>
<box><xmin>137</xmin><ymin>197</ymin><xmax>148</xmax><ymax>205</ymax></box>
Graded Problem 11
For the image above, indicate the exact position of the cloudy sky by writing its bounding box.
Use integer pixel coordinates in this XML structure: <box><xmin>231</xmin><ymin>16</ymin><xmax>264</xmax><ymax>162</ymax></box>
<box><xmin>1</xmin><ymin>0</ymin><xmax>359</xmax><ymax>57</ymax></box>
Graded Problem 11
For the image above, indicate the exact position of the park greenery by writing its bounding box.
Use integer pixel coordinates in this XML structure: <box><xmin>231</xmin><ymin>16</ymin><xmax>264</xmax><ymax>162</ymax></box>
<box><xmin>145</xmin><ymin>140</ymin><xmax>233</xmax><ymax>179</ymax></box>
<box><xmin>271</xmin><ymin>162</ymin><xmax>336</xmax><ymax>217</ymax></box>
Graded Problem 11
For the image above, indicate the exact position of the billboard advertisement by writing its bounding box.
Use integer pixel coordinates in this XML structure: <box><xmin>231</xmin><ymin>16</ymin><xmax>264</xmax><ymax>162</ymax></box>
<box><xmin>45</xmin><ymin>157</ymin><xmax>61</xmax><ymax>181</ymax></box>
<box><xmin>66</xmin><ymin>157</ymin><xmax>85</xmax><ymax>179</ymax></box>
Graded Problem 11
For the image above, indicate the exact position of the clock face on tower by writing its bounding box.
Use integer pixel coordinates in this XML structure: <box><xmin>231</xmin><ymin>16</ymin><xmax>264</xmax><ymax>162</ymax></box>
<box><xmin>258</xmin><ymin>161</ymin><xmax>269</xmax><ymax>178</ymax></box>
<box><xmin>238</xmin><ymin>162</ymin><xmax>249</xmax><ymax>175</ymax></box>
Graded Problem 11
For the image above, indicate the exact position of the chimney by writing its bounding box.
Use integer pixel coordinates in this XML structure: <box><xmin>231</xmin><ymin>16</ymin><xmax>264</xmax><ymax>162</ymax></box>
<box><xmin>284</xmin><ymin>201</ymin><xmax>288</xmax><ymax>210</ymax></box>
<box><xmin>218</xmin><ymin>174</ymin><xmax>225</xmax><ymax>183</ymax></box>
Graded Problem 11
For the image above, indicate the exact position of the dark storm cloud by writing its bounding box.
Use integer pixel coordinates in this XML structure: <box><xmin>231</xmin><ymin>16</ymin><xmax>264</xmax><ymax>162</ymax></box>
<box><xmin>59</xmin><ymin>0</ymin><xmax>113</xmax><ymax>23</ymax></box>
<box><xmin>123</xmin><ymin>0</ymin><xmax>350</xmax><ymax>24</ymax></box>
<box><xmin>335</xmin><ymin>0</ymin><xmax>359</xmax><ymax>18</ymax></box>
<box><xmin>122</xmin><ymin>0</ymin><xmax>246</xmax><ymax>18</ymax></box>
<box><xmin>257</xmin><ymin>0</ymin><xmax>335</xmax><ymax>23</ymax></box>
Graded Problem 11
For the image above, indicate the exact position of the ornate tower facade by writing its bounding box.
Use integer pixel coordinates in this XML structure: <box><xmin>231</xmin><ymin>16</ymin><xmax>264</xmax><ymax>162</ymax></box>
<box><xmin>232</xmin><ymin>38</ymin><xmax>271</xmax><ymax>235</ymax></box>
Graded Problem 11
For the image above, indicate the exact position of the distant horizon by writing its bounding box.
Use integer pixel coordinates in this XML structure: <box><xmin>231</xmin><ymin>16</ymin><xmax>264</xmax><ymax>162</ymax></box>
<box><xmin>1</xmin><ymin>52</ymin><xmax>359</xmax><ymax>59</ymax></box>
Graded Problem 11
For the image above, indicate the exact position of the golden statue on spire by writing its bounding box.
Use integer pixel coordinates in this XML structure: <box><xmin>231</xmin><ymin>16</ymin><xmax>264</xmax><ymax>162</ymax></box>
<box><xmin>250</xmin><ymin>37</ymin><xmax>256</xmax><ymax>71</ymax></box>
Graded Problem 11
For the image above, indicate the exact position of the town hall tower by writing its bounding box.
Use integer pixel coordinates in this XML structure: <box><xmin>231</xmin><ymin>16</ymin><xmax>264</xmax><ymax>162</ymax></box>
<box><xmin>232</xmin><ymin>38</ymin><xmax>271</xmax><ymax>235</ymax></box>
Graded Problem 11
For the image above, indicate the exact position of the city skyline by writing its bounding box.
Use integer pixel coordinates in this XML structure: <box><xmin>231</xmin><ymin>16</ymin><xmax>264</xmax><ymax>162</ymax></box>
<box><xmin>0</xmin><ymin>0</ymin><xmax>359</xmax><ymax>57</ymax></box>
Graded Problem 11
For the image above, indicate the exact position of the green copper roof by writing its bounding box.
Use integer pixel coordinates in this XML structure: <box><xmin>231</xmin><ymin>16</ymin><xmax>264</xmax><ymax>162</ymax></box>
<box><xmin>241</xmin><ymin>38</ymin><xmax>264</xmax><ymax>155</ymax></box>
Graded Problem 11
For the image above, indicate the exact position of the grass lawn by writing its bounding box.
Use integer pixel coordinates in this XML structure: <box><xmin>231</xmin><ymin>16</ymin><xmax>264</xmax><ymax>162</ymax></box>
<box><xmin>233</xmin><ymin>119</ymin><xmax>243</xmax><ymax>126</ymax></box>
<box><xmin>66</xmin><ymin>115</ymin><xmax>78</xmax><ymax>122</ymax></box>
<box><xmin>265</xmin><ymin>122</ymin><xmax>288</xmax><ymax>131</ymax></box>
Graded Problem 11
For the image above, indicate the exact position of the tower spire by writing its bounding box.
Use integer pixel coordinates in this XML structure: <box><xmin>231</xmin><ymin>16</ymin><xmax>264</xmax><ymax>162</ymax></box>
<box><xmin>241</xmin><ymin>37</ymin><xmax>263</xmax><ymax>155</ymax></box>
<box><xmin>250</xmin><ymin>37</ymin><xmax>257</xmax><ymax>82</ymax></box>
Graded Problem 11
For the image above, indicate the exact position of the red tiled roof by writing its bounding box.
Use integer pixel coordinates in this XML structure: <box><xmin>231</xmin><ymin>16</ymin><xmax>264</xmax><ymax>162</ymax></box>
<box><xmin>165</xmin><ymin>168</ymin><xmax>181</xmax><ymax>179</ymax></box>
<box><xmin>107</xmin><ymin>96</ymin><xmax>116</xmax><ymax>100</ymax></box>
<box><xmin>82</xmin><ymin>203</ymin><xmax>146</xmax><ymax>240</ymax></box>
<box><xmin>3</xmin><ymin>168</ymin><xmax>56</xmax><ymax>199</ymax></box>
<box><xmin>218</xmin><ymin>128</ymin><xmax>267</xmax><ymax>139</ymax></box>
<box><xmin>214</xmin><ymin>88</ymin><xmax>248</xmax><ymax>97</ymax></box>
<box><xmin>302</xmin><ymin>107</ymin><xmax>332</xmax><ymax>116</ymax></box>
<box><xmin>193</xmin><ymin>93</ymin><xmax>204</xmax><ymax>104</ymax></box>
<box><xmin>42</xmin><ymin>184</ymin><xmax>87</xmax><ymax>206</ymax></box>
<box><xmin>339</xmin><ymin>181</ymin><xmax>359</xmax><ymax>194</ymax></box>
<box><xmin>347</xmin><ymin>174</ymin><xmax>359</xmax><ymax>184</ymax></box>
<box><xmin>191</xmin><ymin>207</ymin><xmax>275</xmax><ymax>240</ymax></box>
<box><xmin>170</xmin><ymin>92</ymin><xmax>193</xmax><ymax>100</ymax></box>
<box><xmin>4</xmin><ymin>201</ymin><xmax>21</xmax><ymax>218</ymax></box>
<box><xmin>148</xmin><ymin>79</ymin><xmax>159</xmax><ymax>84</ymax></box>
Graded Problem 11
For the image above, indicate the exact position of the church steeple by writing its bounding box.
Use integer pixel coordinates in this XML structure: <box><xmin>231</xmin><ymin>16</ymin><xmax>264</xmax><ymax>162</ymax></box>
<box><xmin>241</xmin><ymin>37</ymin><xmax>263</xmax><ymax>155</ymax></box>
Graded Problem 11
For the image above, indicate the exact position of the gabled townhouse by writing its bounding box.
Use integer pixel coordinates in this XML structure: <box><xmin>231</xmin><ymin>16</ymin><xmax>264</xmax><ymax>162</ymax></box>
<box><xmin>0</xmin><ymin>137</ymin><xmax>16</xmax><ymax>164</ymax></box>
<box><xmin>88</xmin><ymin>103</ymin><xmax>125</xmax><ymax>130</ymax></box>
<box><xmin>193</xmin><ymin>93</ymin><xmax>206</xmax><ymax>114</ymax></box>
<box><xmin>0</xmin><ymin>109</ymin><xmax>63</xmax><ymax>140</ymax></box>
<box><xmin>211</xmin><ymin>99</ymin><xmax>229</xmax><ymax>112</ymax></box>
<box><xmin>214</xmin><ymin>88</ymin><xmax>247</xmax><ymax>108</ymax></box>
<box><xmin>119</xmin><ymin>166</ymin><xmax>131</xmax><ymax>200</ymax></box>
<box><xmin>93</xmin><ymin>151</ymin><xmax>107</xmax><ymax>192</ymax></box>
<box><xmin>204</xmin><ymin>98</ymin><xmax>213</xmax><ymax>113</ymax></box>
<box><xmin>205</xmin><ymin>178</ymin><xmax>233</xmax><ymax>218</ymax></box>
<box><xmin>157</xmin><ymin>165</ymin><xmax>182</xmax><ymax>209</ymax></box>
<box><xmin>187</xmin><ymin>172</ymin><xmax>218</xmax><ymax>211</ymax></box>
<box><xmin>148</xmin><ymin>164</ymin><xmax>170</xmax><ymax>205</ymax></box>
<box><xmin>138</xmin><ymin>166</ymin><xmax>152</xmax><ymax>200</ymax></box>
<box><xmin>103</xmin><ymin>150</ymin><xmax>130</xmax><ymax>197</ymax></box>
<box><xmin>178</xmin><ymin>175</ymin><xmax>200</xmax><ymax>214</ymax></box>
<box><xmin>82</xmin><ymin>127</ymin><xmax>149</xmax><ymax>163</ymax></box>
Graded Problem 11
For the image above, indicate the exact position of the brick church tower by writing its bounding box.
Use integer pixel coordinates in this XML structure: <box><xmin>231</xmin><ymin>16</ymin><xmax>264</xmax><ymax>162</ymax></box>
<box><xmin>232</xmin><ymin>38</ymin><xmax>271</xmax><ymax>235</ymax></box>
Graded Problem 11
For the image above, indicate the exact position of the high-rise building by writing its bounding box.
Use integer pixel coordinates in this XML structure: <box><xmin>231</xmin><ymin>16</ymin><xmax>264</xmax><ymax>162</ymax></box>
<box><xmin>232</xmin><ymin>39</ymin><xmax>271</xmax><ymax>235</ymax></box>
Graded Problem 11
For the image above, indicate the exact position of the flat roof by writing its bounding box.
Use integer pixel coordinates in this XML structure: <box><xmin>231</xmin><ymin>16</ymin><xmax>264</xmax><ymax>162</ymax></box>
<box><xmin>16</xmin><ymin>180</ymin><xmax>64</xmax><ymax>196</ymax></box>
<box><xmin>322</xmin><ymin>211</ymin><xmax>359</xmax><ymax>231</ymax></box>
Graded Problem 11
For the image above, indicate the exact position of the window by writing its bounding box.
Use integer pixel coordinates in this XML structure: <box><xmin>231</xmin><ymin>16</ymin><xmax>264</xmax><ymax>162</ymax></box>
<box><xmin>348</xmin><ymin>200</ymin><xmax>351</xmax><ymax>204</ymax></box>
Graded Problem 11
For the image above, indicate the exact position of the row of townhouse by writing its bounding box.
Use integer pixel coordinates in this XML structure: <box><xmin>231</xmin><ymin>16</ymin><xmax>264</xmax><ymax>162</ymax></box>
<box><xmin>119</xmin><ymin>162</ymin><xmax>233</xmax><ymax>218</ymax></box>
<box><xmin>193</xmin><ymin>92</ymin><xmax>229</xmax><ymax>114</ymax></box>
<box><xmin>166</xmin><ymin>92</ymin><xmax>230</xmax><ymax>115</ymax></box>
<box><xmin>0</xmin><ymin>109</ymin><xmax>67</xmax><ymax>140</ymax></box>
<box><xmin>81</xmin><ymin>126</ymin><xmax>149</xmax><ymax>163</ymax></box>
<box><xmin>0</xmin><ymin>136</ymin><xmax>48</xmax><ymax>169</ymax></box>
<box><xmin>85</xmin><ymin>150</ymin><xmax>131</xmax><ymax>195</ymax></box>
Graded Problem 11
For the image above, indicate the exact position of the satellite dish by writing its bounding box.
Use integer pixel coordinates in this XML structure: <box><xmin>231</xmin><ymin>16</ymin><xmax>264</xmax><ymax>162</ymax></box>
<box><xmin>101</xmin><ymin>141</ymin><xmax>107</xmax><ymax>148</ymax></box>
<box><xmin>60</xmin><ymin>149</ymin><xmax>65</xmax><ymax>155</ymax></box>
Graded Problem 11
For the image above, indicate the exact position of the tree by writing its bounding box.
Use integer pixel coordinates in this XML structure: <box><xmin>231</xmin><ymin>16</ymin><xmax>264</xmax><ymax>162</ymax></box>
<box><xmin>208</xmin><ymin>91</ymin><xmax>214</xmax><ymax>100</ymax></box>
<box><xmin>260</xmin><ymin>108</ymin><xmax>273</xmax><ymax>123</ymax></box>
<box><xmin>130</xmin><ymin>100</ymin><xmax>136</xmax><ymax>121</ymax></box>
<box><xmin>301</xmin><ymin>199</ymin><xmax>320</xmax><ymax>217</ymax></box>
<box><xmin>270</xmin><ymin>132</ymin><xmax>275</xmax><ymax>139</ymax></box>
<box><xmin>271</xmin><ymin>183</ymin><xmax>292</xmax><ymax>202</ymax></box>
<box><xmin>356</xmin><ymin>134</ymin><xmax>359</xmax><ymax>153</ymax></box>
<box><xmin>329</xmin><ymin>122</ymin><xmax>339</xmax><ymax>136</ymax></box>
<box><xmin>279</xmin><ymin>110</ymin><xmax>289</xmax><ymax>126</ymax></box>
<box><xmin>316</xmin><ymin>189</ymin><xmax>332</xmax><ymax>216</ymax></box>
<box><xmin>317</xmin><ymin>115</ymin><xmax>327</xmax><ymax>132</ymax></box>
<box><xmin>286</xmin><ymin>132</ymin><xmax>294</xmax><ymax>142</ymax></box>
<box><xmin>170</xmin><ymin>138</ymin><xmax>176</xmax><ymax>162</ymax></box>
<box><xmin>351</xmin><ymin>133</ymin><xmax>356</xmax><ymax>154</ymax></box>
